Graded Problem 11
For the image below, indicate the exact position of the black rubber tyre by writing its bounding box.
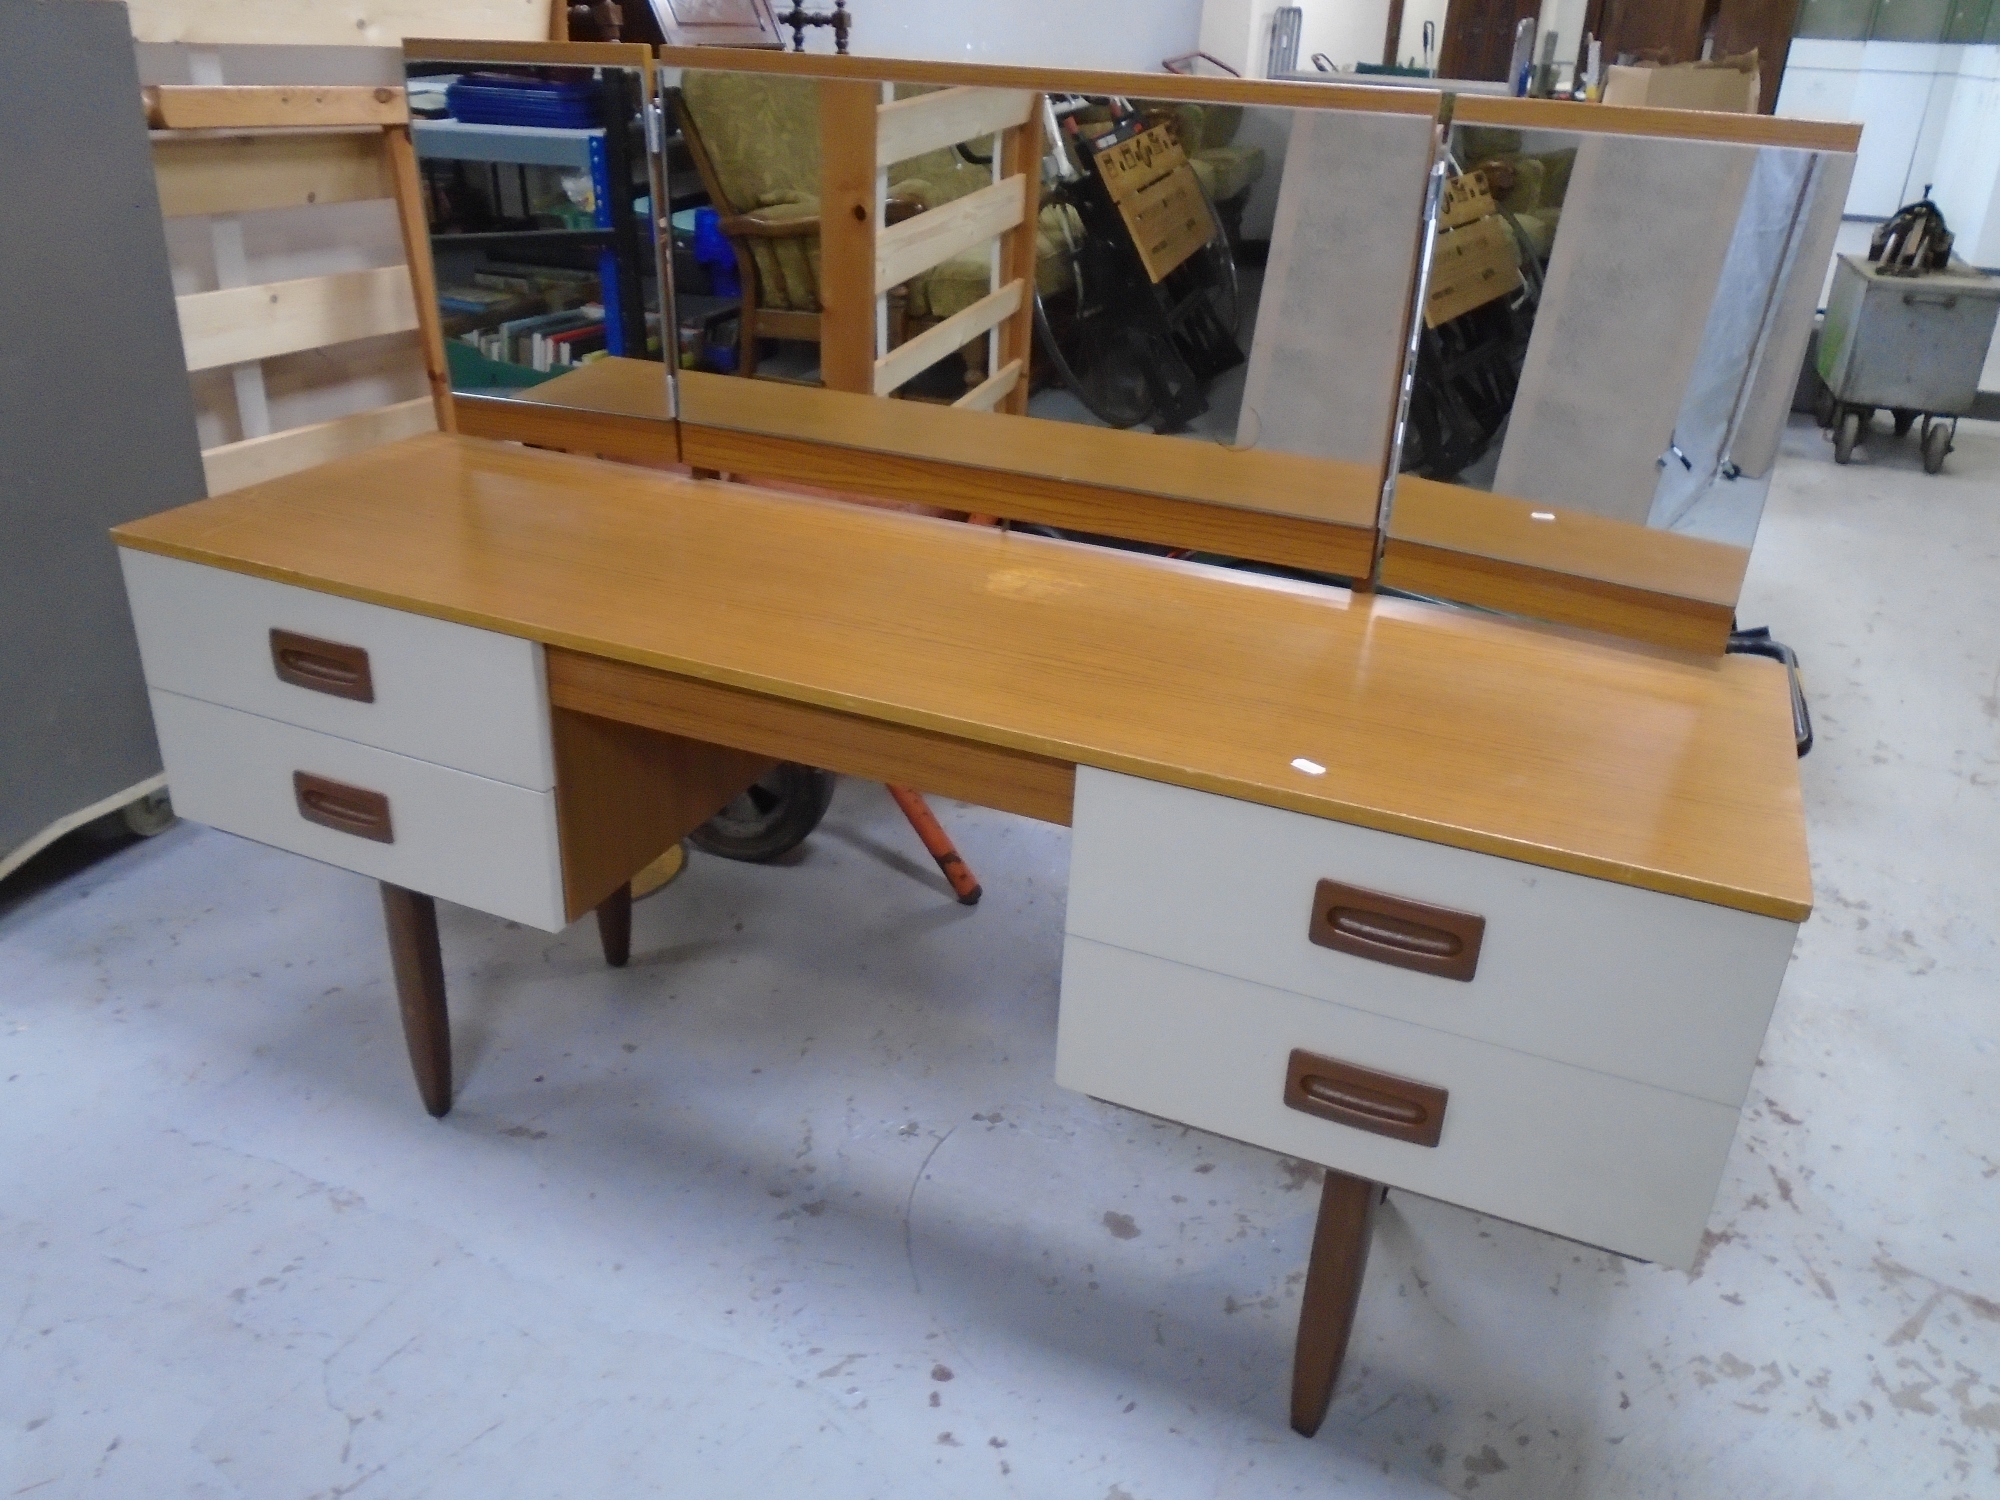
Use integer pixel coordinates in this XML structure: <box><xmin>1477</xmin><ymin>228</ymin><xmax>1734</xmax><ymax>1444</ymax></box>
<box><xmin>1892</xmin><ymin>407</ymin><xmax>1917</xmax><ymax>437</ymax></box>
<box><xmin>1032</xmin><ymin>280</ymin><xmax>1156</xmax><ymax>429</ymax></box>
<box><xmin>688</xmin><ymin>763</ymin><xmax>836</xmax><ymax>863</ymax></box>
<box><xmin>1833</xmin><ymin>407</ymin><xmax>1862</xmax><ymax>464</ymax></box>
<box><xmin>1922</xmin><ymin>418</ymin><xmax>1950</xmax><ymax>475</ymax></box>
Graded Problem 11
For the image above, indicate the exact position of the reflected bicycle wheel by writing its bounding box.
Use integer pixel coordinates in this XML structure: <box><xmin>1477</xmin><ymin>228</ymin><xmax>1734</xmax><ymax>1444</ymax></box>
<box><xmin>1033</xmin><ymin>262</ymin><xmax>1157</xmax><ymax>429</ymax></box>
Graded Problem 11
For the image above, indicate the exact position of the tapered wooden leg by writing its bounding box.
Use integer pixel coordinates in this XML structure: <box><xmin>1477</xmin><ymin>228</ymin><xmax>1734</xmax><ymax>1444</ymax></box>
<box><xmin>1291</xmin><ymin>1169</ymin><xmax>1380</xmax><ymax>1437</ymax></box>
<box><xmin>595</xmin><ymin>881</ymin><xmax>632</xmax><ymax>968</ymax></box>
<box><xmin>380</xmin><ymin>882</ymin><xmax>451</xmax><ymax>1118</ymax></box>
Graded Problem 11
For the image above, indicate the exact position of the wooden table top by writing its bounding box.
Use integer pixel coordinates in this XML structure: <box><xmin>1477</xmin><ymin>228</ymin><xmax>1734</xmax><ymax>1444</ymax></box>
<box><xmin>113</xmin><ymin>433</ymin><xmax>1811</xmax><ymax>920</ymax></box>
<box><xmin>518</xmin><ymin>356</ymin><xmax>672</xmax><ymax>421</ymax></box>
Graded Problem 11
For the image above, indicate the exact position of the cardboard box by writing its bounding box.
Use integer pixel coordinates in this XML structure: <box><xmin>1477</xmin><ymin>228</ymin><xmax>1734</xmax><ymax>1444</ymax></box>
<box><xmin>1426</xmin><ymin>213</ymin><xmax>1522</xmax><ymax>328</ymax></box>
<box><xmin>1119</xmin><ymin>163</ymin><xmax>1215</xmax><ymax>284</ymax></box>
<box><xmin>1440</xmin><ymin>170</ymin><xmax>1499</xmax><ymax>231</ymax></box>
<box><xmin>1601</xmin><ymin>62</ymin><xmax>1758</xmax><ymax>114</ymax></box>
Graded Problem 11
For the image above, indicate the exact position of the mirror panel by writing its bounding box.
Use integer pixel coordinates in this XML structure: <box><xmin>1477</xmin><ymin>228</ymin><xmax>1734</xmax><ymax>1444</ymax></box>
<box><xmin>403</xmin><ymin>41</ymin><xmax>671</xmax><ymax>426</ymax></box>
<box><xmin>1383</xmin><ymin>106</ymin><xmax>1855</xmax><ymax>648</ymax></box>
<box><xmin>661</xmin><ymin>52</ymin><xmax>1440</xmax><ymax>574</ymax></box>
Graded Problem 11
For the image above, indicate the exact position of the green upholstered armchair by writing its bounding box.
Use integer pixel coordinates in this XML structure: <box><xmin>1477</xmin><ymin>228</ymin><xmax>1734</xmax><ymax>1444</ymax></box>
<box><xmin>1170</xmin><ymin>102</ymin><xmax>1266</xmax><ymax>233</ymax></box>
<box><xmin>677</xmin><ymin>72</ymin><xmax>1075</xmax><ymax>382</ymax></box>
<box><xmin>1454</xmin><ymin>126</ymin><xmax>1577</xmax><ymax>263</ymax></box>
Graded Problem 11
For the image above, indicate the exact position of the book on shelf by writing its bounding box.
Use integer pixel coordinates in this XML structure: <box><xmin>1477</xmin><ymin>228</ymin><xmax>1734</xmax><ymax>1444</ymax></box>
<box><xmin>544</xmin><ymin>323</ymin><xmax>607</xmax><ymax>368</ymax></box>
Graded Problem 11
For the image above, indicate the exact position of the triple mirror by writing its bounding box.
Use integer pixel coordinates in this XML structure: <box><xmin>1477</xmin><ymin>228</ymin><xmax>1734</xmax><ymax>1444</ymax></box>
<box><xmin>403</xmin><ymin>41</ymin><xmax>671</xmax><ymax>424</ymax></box>
<box><xmin>404</xmin><ymin>41</ymin><xmax>1857</xmax><ymax>652</ymax></box>
<box><xmin>1381</xmin><ymin>106</ymin><xmax>1853</xmax><ymax>646</ymax></box>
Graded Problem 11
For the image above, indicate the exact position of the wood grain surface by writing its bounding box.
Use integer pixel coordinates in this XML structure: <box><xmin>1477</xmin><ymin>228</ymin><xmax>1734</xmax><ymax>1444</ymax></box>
<box><xmin>1453</xmin><ymin>94</ymin><xmax>1860</xmax><ymax>153</ymax></box>
<box><xmin>679</xmin><ymin>423</ymin><xmax>1378</xmax><ymax>578</ymax></box>
<box><xmin>1383</xmin><ymin>538</ymin><xmax>1737</xmax><ymax>655</ymax></box>
<box><xmin>679</xmin><ymin>372</ymin><xmax>1382</xmax><ymax>529</ymax></box>
<box><xmin>662</xmin><ymin>46</ymin><xmax>1442</xmax><ymax>118</ymax></box>
<box><xmin>458</xmin><ymin>390</ymin><xmax>679</xmax><ymax>466</ymax></box>
<box><xmin>1389</xmin><ymin>479</ymin><xmax>1749</xmax><ymax>606</ymax></box>
<box><xmin>145</xmin><ymin>84</ymin><xmax>408</xmax><ymax>130</ymax></box>
<box><xmin>549</xmin><ymin>649</ymin><xmax>1077</xmax><ymax>826</ymax></box>
<box><xmin>514</xmin><ymin>355</ymin><xmax>675</xmax><ymax>421</ymax></box>
<box><xmin>113</xmin><ymin>434</ymin><xmax>1811</xmax><ymax>919</ymax></box>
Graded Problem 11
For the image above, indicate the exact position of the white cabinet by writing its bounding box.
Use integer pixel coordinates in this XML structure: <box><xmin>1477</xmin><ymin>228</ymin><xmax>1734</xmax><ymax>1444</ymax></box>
<box><xmin>1058</xmin><ymin>768</ymin><xmax>1798</xmax><ymax>1268</ymax></box>
<box><xmin>120</xmin><ymin>549</ymin><xmax>568</xmax><ymax>928</ymax></box>
<box><xmin>120</xmin><ymin>550</ymin><xmax>553</xmax><ymax>790</ymax></box>
<box><xmin>148</xmin><ymin>690</ymin><xmax>567</xmax><ymax>930</ymax></box>
<box><xmin>1064</xmin><ymin>766</ymin><xmax>1795</xmax><ymax>1106</ymax></box>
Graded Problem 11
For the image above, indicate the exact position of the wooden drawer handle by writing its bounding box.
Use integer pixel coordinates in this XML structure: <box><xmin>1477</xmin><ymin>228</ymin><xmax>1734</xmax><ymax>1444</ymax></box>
<box><xmin>271</xmin><ymin>629</ymin><xmax>374</xmax><ymax>702</ymax></box>
<box><xmin>1285</xmin><ymin>1048</ymin><xmax>1447</xmax><ymax>1148</ymax></box>
<box><xmin>293</xmin><ymin>771</ymin><xmax>394</xmax><ymax>843</ymax></box>
<box><xmin>1309</xmin><ymin>878</ymin><xmax>1484</xmax><ymax>982</ymax></box>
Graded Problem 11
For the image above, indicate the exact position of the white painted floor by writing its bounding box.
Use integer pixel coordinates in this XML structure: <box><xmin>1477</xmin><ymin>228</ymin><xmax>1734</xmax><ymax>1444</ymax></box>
<box><xmin>3</xmin><ymin>414</ymin><xmax>1997</xmax><ymax>1500</ymax></box>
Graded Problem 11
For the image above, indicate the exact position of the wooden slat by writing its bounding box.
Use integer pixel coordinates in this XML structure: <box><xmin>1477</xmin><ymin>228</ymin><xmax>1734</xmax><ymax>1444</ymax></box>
<box><xmin>112</xmin><ymin>433</ymin><xmax>1812</xmax><ymax>919</ymax></box>
<box><xmin>200</xmin><ymin>397</ymin><xmax>435</xmax><ymax>495</ymax></box>
<box><xmin>1380</xmin><ymin>538</ymin><xmax>1737</xmax><ymax>656</ymax></box>
<box><xmin>145</xmin><ymin>85</ymin><xmax>408</xmax><ymax>130</ymax></box>
<box><xmin>876</xmin><ymin>86</ymin><xmax>1035</xmax><ymax>166</ymax></box>
<box><xmin>127</xmin><ymin>3</ymin><xmax>555</xmax><ymax>47</ymax></box>
<box><xmin>876</xmin><ymin>175</ymin><xmax>1026</xmax><ymax>294</ymax></box>
<box><xmin>383</xmin><ymin>124</ymin><xmax>455</xmax><ymax>431</ymax></box>
<box><xmin>953</xmin><ymin>358</ymin><xmax>1022</xmax><ymax>413</ymax></box>
<box><xmin>873</xmin><ymin>280</ymin><xmax>1023</xmax><ymax>395</ymax></box>
<box><xmin>818</xmin><ymin>79</ymin><xmax>880</xmax><ymax>395</ymax></box>
<box><xmin>548</xmin><ymin>650</ymin><xmax>1077</xmax><ymax>827</ymax></box>
<box><xmin>177</xmin><ymin>266</ymin><xmax>419</xmax><ymax>372</ymax></box>
<box><xmin>153</xmin><ymin>131</ymin><xmax>392</xmax><ymax>218</ymax></box>
<box><xmin>996</xmin><ymin>107</ymin><xmax>1043</xmax><ymax>416</ymax></box>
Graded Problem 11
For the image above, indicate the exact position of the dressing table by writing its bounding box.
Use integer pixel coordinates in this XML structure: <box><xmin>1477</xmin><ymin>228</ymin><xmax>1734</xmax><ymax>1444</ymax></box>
<box><xmin>115</xmin><ymin>48</ymin><xmax>1846</xmax><ymax>1438</ymax></box>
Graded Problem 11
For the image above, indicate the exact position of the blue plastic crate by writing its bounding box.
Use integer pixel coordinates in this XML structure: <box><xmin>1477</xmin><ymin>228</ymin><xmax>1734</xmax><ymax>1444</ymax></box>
<box><xmin>446</xmin><ymin>74</ymin><xmax>602</xmax><ymax>130</ymax></box>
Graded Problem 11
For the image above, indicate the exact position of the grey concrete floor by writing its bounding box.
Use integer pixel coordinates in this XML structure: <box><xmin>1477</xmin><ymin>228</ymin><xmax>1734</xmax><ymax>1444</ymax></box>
<box><xmin>2</xmin><ymin>414</ymin><xmax>1997</xmax><ymax>1499</ymax></box>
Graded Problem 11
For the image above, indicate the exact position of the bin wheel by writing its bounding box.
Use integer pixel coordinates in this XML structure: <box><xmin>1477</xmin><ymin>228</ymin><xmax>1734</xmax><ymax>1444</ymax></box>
<box><xmin>1921</xmin><ymin>417</ymin><xmax>1951</xmax><ymax>475</ymax></box>
<box><xmin>1813</xmin><ymin>386</ymin><xmax>1836</xmax><ymax>429</ymax></box>
<box><xmin>1891</xmin><ymin>408</ymin><xmax>1917</xmax><ymax>438</ymax></box>
<box><xmin>120</xmin><ymin>788</ymin><xmax>176</xmax><ymax>837</ymax></box>
<box><xmin>1833</xmin><ymin>407</ymin><xmax>1862</xmax><ymax>465</ymax></box>
<box><xmin>688</xmin><ymin>763</ymin><xmax>836</xmax><ymax>863</ymax></box>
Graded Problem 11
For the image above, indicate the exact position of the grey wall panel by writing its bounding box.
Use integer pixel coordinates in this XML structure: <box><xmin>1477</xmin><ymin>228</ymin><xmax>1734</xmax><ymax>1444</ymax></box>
<box><xmin>1492</xmin><ymin>135</ymin><xmax>1756</xmax><ymax>524</ymax></box>
<box><xmin>1</xmin><ymin>0</ymin><xmax>206</xmax><ymax>869</ymax></box>
<box><xmin>1236</xmin><ymin>109</ymin><xmax>1436</xmax><ymax>473</ymax></box>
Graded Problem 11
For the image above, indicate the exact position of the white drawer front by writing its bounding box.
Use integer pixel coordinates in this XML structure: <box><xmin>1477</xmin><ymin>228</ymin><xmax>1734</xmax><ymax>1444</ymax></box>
<box><xmin>120</xmin><ymin>549</ymin><xmax>553</xmax><ymax>790</ymax></box>
<box><xmin>1056</xmin><ymin>937</ymin><xmax>1738</xmax><ymax>1269</ymax></box>
<box><xmin>1065</xmin><ymin>767</ymin><xmax>1795</xmax><ymax>1107</ymax></box>
<box><xmin>150</xmin><ymin>689</ymin><xmax>567</xmax><ymax>931</ymax></box>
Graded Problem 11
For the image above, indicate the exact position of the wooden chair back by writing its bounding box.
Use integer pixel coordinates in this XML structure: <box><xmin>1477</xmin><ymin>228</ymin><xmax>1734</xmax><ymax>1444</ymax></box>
<box><xmin>650</xmin><ymin>0</ymin><xmax>784</xmax><ymax>48</ymax></box>
<box><xmin>148</xmin><ymin>84</ymin><xmax>454</xmax><ymax>495</ymax></box>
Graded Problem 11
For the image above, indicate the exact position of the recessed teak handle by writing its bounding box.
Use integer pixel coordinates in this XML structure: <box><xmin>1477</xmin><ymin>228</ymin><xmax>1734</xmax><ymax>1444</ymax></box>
<box><xmin>271</xmin><ymin>629</ymin><xmax>374</xmax><ymax>702</ymax></box>
<box><xmin>1284</xmin><ymin>1048</ymin><xmax>1447</xmax><ymax>1148</ymax></box>
<box><xmin>1309</xmin><ymin>878</ymin><xmax>1484</xmax><ymax>981</ymax></box>
<box><xmin>293</xmin><ymin>772</ymin><xmax>394</xmax><ymax>843</ymax></box>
